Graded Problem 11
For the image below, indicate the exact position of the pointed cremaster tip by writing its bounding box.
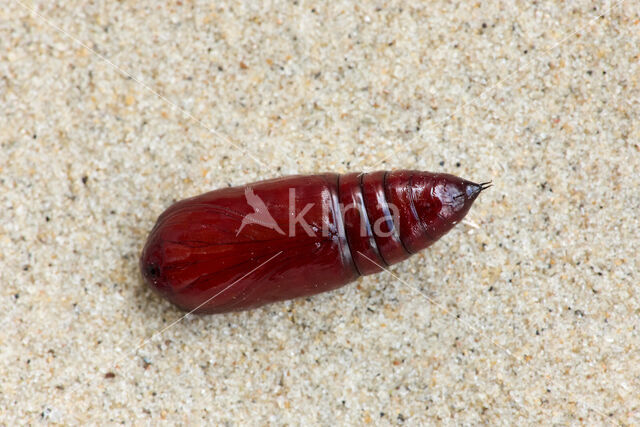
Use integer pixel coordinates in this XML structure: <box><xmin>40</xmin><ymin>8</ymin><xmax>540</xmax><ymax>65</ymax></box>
<box><xmin>466</xmin><ymin>180</ymin><xmax>493</xmax><ymax>199</ymax></box>
<box><xmin>431</xmin><ymin>176</ymin><xmax>491</xmax><ymax>229</ymax></box>
<box><xmin>393</xmin><ymin>172</ymin><xmax>491</xmax><ymax>253</ymax></box>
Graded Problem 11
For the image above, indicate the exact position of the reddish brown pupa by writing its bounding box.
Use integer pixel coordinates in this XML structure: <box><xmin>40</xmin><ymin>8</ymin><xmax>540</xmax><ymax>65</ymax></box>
<box><xmin>140</xmin><ymin>170</ymin><xmax>489</xmax><ymax>314</ymax></box>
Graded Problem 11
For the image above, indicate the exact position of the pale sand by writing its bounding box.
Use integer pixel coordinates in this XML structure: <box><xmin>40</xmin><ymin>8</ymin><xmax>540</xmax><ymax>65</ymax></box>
<box><xmin>1</xmin><ymin>1</ymin><xmax>639</xmax><ymax>424</ymax></box>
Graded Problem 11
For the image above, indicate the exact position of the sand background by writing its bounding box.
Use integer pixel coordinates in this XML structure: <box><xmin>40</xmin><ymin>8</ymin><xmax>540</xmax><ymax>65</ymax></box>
<box><xmin>1</xmin><ymin>0</ymin><xmax>639</xmax><ymax>424</ymax></box>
